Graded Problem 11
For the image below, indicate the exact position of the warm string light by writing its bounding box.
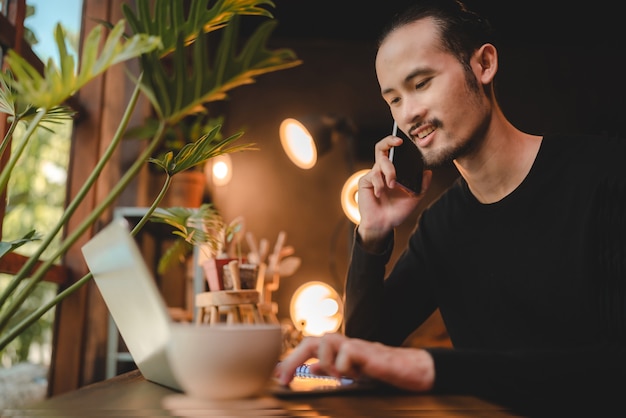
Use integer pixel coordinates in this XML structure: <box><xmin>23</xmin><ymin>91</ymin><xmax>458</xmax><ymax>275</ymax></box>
<box><xmin>206</xmin><ymin>154</ymin><xmax>232</xmax><ymax>186</ymax></box>
<box><xmin>290</xmin><ymin>281</ymin><xmax>343</xmax><ymax>336</ymax></box>
<box><xmin>279</xmin><ymin>118</ymin><xmax>318</xmax><ymax>169</ymax></box>
<box><xmin>279</xmin><ymin>115</ymin><xmax>354</xmax><ymax>170</ymax></box>
<box><xmin>341</xmin><ymin>169</ymin><xmax>369</xmax><ymax>224</ymax></box>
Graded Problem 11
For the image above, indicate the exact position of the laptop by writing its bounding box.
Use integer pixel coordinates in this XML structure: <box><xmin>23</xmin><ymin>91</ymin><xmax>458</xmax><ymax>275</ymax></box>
<box><xmin>81</xmin><ymin>218</ymin><xmax>183</xmax><ymax>391</ymax></box>
<box><xmin>82</xmin><ymin>219</ymin><xmax>378</xmax><ymax>396</ymax></box>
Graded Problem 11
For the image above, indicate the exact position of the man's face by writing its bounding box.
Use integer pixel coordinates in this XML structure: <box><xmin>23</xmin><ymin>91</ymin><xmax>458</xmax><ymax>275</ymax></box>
<box><xmin>376</xmin><ymin>18</ymin><xmax>490</xmax><ymax>168</ymax></box>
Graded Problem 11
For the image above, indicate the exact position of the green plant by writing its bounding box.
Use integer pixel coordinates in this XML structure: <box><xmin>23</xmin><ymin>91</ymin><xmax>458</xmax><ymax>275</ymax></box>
<box><xmin>124</xmin><ymin>110</ymin><xmax>226</xmax><ymax>172</ymax></box>
<box><xmin>148</xmin><ymin>204</ymin><xmax>245</xmax><ymax>274</ymax></box>
<box><xmin>0</xmin><ymin>0</ymin><xmax>300</xmax><ymax>355</ymax></box>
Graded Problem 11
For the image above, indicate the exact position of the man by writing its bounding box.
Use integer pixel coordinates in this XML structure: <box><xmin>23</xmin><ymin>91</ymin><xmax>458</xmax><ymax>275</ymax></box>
<box><xmin>275</xmin><ymin>0</ymin><xmax>626</xmax><ymax>415</ymax></box>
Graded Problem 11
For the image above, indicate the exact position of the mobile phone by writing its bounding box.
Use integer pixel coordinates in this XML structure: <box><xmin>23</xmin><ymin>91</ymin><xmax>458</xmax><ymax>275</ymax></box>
<box><xmin>389</xmin><ymin>121</ymin><xmax>424</xmax><ymax>194</ymax></box>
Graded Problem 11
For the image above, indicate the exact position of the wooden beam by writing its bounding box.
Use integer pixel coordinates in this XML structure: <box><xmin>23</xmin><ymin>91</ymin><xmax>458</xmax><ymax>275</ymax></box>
<box><xmin>0</xmin><ymin>14</ymin><xmax>17</xmax><ymax>49</ymax></box>
<box><xmin>0</xmin><ymin>252</ymin><xmax>69</xmax><ymax>285</ymax></box>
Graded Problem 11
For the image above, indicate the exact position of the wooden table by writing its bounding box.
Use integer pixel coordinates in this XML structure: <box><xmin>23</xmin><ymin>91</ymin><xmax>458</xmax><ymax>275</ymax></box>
<box><xmin>3</xmin><ymin>369</ymin><xmax>522</xmax><ymax>417</ymax></box>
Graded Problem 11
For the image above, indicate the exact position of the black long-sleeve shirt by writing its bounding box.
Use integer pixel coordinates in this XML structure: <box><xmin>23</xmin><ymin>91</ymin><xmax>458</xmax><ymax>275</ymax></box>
<box><xmin>344</xmin><ymin>133</ymin><xmax>626</xmax><ymax>417</ymax></box>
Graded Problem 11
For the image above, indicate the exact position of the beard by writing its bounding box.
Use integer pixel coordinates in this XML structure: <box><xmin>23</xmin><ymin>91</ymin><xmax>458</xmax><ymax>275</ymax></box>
<box><xmin>421</xmin><ymin>132</ymin><xmax>481</xmax><ymax>169</ymax></box>
<box><xmin>418</xmin><ymin>103</ymin><xmax>490</xmax><ymax>169</ymax></box>
<box><xmin>408</xmin><ymin>117</ymin><xmax>477</xmax><ymax>169</ymax></box>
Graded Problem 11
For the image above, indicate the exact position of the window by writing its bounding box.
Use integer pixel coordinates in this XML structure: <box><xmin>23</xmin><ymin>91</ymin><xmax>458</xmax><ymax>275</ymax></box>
<box><xmin>0</xmin><ymin>0</ymin><xmax>83</xmax><ymax>370</ymax></box>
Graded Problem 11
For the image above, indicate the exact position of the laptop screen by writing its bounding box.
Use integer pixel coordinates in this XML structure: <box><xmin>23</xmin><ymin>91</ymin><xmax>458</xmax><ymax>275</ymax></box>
<box><xmin>81</xmin><ymin>218</ymin><xmax>181</xmax><ymax>390</ymax></box>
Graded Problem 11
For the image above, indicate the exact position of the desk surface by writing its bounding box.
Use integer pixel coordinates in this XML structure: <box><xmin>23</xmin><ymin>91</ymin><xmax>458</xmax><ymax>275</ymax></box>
<box><xmin>4</xmin><ymin>369</ymin><xmax>522</xmax><ymax>417</ymax></box>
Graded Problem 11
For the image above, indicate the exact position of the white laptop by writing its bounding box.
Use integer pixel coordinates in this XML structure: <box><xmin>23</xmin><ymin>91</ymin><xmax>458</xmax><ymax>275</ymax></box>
<box><xmin>82</xmin><ymin>218</ymin><xmax>378</xmax><ymax>396</ymax></box>
<box><xmin>81</xmin><ymin>218</ymin><xmax>182</xmax><ymax>391</ymax></box>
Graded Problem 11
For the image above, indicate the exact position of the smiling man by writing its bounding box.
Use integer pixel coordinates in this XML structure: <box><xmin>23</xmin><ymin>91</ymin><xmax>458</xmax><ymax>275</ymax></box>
<box><xmin>275</xmin><ymin>1</ymin><xmax>626</xmax><ymax>416</ymax></box>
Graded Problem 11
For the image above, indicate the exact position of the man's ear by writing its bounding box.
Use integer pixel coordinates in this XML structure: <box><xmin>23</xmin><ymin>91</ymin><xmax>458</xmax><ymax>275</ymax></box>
<box><xmin>473</xmin><ymin>43</ymin><xmax>498</xmax><ymax>84</ymax></box>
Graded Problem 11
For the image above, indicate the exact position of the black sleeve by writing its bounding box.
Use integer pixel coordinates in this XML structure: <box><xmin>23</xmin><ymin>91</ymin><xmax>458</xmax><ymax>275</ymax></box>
<box><xmin>427</xmin><ymin>344</ymin><xmax>626</xmax><ymax>416</ymax></box>
<box><xmin>343</xmin><ymin>228</ymin><xmax>392</xmax><ymax>342</ymax></box>
<box><xmin>343</xmin><ymin>227</ymin><xmax>438</xmax><ymax>346</ymax></box>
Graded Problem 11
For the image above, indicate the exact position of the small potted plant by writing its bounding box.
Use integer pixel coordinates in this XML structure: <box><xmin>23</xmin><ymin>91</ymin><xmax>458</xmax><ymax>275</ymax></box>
<box><xmin>149</xmin><ymin>204</ymin><xmax>247</xmax><ymax>290</ymax></box>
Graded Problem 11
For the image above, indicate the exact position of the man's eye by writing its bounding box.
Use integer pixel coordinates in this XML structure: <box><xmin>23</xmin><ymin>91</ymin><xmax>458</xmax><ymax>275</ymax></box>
<box><xmin>415</xmin><ymin>78</ymin><xmax>431</xmax><ymax>90</ymax></box>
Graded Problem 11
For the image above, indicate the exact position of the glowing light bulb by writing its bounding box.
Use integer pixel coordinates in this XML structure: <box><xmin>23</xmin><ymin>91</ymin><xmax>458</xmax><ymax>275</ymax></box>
<box><xmin>280</xmin><ymin>118</ymin><xmax>317</xmax><ymax>169</ymax></box>
<box><xmin>207</xmin><ymin>154</ymin><xmax>232</xmax><ymax>186</ymax></box>
<box><xmin>290</xmin><ymin>281</ymin><xmax>343</xmax><ymax>336</ymax></box>
<box><xmin>341</xmin><ymin>169</ymin><xmax>369</xmax><ymax>224</ymax></box>
<box><xmin>213</xmin><ymin>161</ymin><xmax>229</xmax><ymax>180</ymax></box>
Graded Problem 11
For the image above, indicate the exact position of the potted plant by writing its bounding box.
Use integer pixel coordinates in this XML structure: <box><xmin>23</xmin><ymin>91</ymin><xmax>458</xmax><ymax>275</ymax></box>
<box><xmin>148</xmin><ymin>204</ymin><xmax>246</xmax><ymax>289</ymax></box>
<box><xmin>0</xmin><ymin>0</ymin><xmax>300</xmax><ymax>357</ymax></box>
<box><xmin>148</xmin><ymin>203</ymin><xmax>226</xmax><ymax>275</ymax></box>
<box><xmin>124</xmin><ymin>110</ymin><xmax>227</xmax><ymax>208</ymax></box>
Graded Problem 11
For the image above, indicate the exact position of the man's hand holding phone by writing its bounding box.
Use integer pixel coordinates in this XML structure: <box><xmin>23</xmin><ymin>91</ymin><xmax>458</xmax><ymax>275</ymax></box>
<box><xmin>355</xmin><ymin>122</ymin><xmax>429</xmax><ymax>250</ymax></box>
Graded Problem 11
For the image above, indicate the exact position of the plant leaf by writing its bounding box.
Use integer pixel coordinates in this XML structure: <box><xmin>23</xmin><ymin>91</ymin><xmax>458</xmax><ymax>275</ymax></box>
<box><xmin>157</xmin><ymin>238</ymin><xmax>192</xmax><ymax>274</ymax></box>
<box><xmin>0</xmin><ymin>71</ymin><xmax>17</xmax><ymax>117</ymax></box>
<box><xmin>148</xmin><ymin>124</ymin><xmax>256</xmax><ymax>175</ymax></box>
<box><xmin>149</xmin><ymin>204</ymin><xmax>226</xmax><ymax>260</ymax></box>
<box><xmin>137</xmin><ymin>12</ymin><xmax>300</xmax><ymax>124</ymax></box>
<box><xmin>0</xmin><ymin>70</ymin><xmax>76</xmax><ymax>129</ymax></box>
<box><xmin>4</xmin><ymin>20</ymin><xmax>161</xmax><ymax>110</ymax></box>
<box><xmin>151</xmin><ymin>203</ymin><xmax>226</xmax><ymax>273</ymax></box>
<box><xmin>122</xmin><ymin>0</ymin><xmax>277</xmax><ymax>57</ymax></box>
<box><xmin>0</xmin><ymin>230</ymin><xmax>41</xmax><ymax>259</ymax></box>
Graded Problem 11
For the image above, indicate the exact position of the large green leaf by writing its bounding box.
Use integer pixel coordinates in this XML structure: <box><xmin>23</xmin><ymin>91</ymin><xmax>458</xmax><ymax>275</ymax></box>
<box><xmin>3</xmin><ymin>20</ymin><xmax>161</xmax><ymax>110</ymax></box>
<box><xmin>0</xmin><ymin>70</ymin><xmax>74</xmax><ymax>129</ymax></box>
<box><xmin>139</xmin><ymin>14</ymin><xmax>301</xmax><ymax>123</ymax></box>
<box><xmin>122</xmin><ymin>0</ymin><xmax>277</xmax><ymax>57</ymax></box>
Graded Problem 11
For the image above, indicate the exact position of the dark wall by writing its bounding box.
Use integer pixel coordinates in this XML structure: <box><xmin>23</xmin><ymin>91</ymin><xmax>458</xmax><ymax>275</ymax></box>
<box><xmin>211</xmin><ymin>2</ymin><xmax>626</xmax><ymax>325</ymax></box>
<box><xmin>209</xmin><ymin>41</ymin><xmax>392</xmax><ymax>321</ymax></box>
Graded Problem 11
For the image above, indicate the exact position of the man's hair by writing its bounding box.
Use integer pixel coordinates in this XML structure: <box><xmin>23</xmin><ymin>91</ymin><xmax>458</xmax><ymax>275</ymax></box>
<box><xmin>378</xmin><ymin>0</ymin><xmax>494</xmax><ymax>71</ymax></box>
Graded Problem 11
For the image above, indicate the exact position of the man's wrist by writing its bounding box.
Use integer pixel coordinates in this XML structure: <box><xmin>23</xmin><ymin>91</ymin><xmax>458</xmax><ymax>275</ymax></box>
<box><xmin>356</xmin><ymin>226</ymin><xmax>393</xmax><ymax>254</ymax></box>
